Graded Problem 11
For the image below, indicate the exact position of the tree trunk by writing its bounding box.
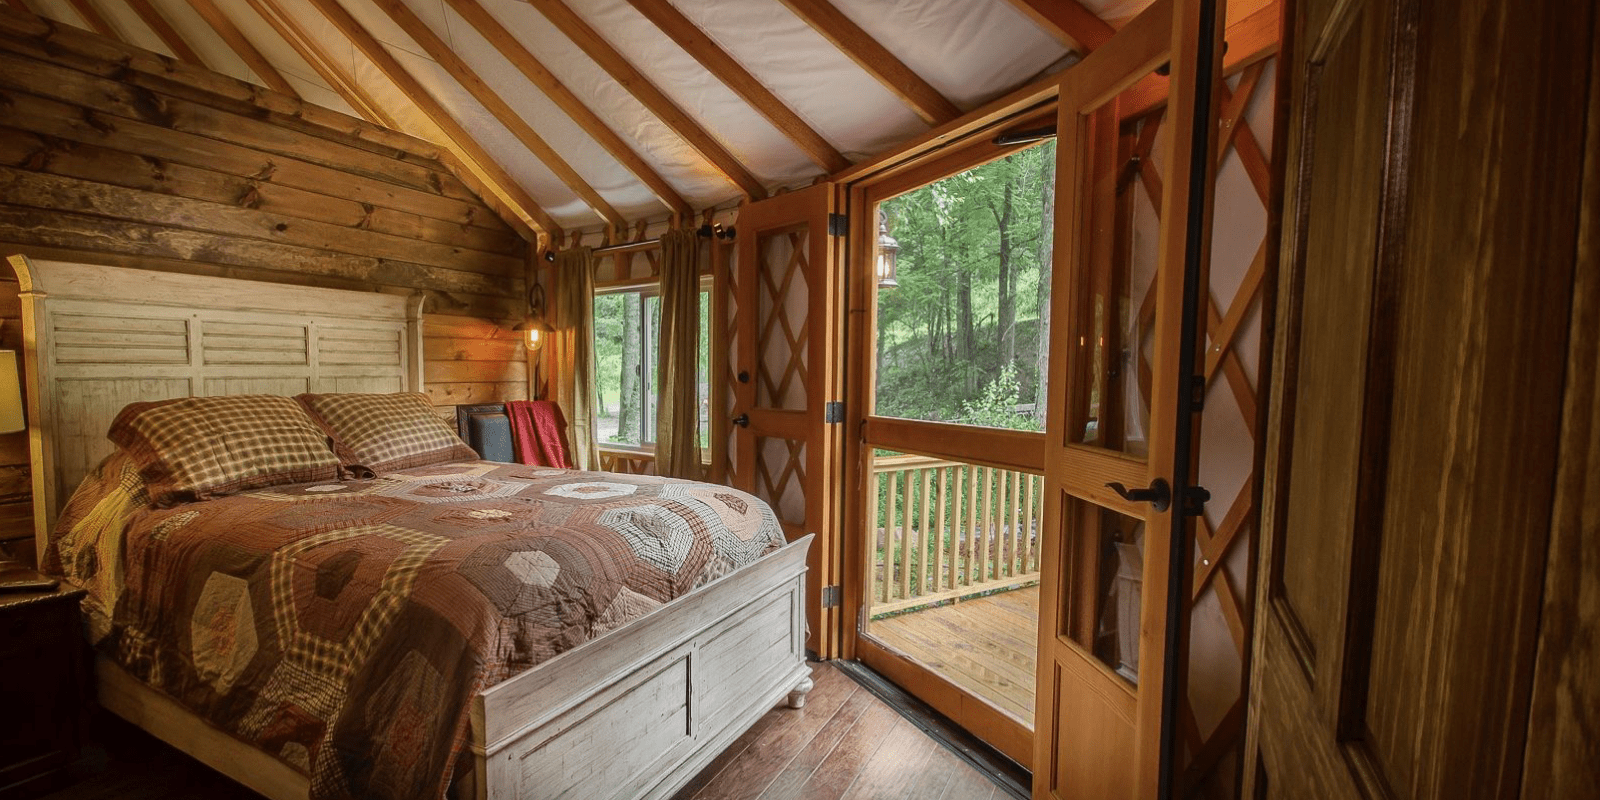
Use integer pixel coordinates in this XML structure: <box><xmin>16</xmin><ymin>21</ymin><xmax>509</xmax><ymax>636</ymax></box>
<box><xmin>993</xmin><ymin>167</ymin><xmax>1017</xmax><ymax>372</ymax></box>
<box><xmin>617</xmin><ymin>293</ymin><xmax>641</xmax><ymax>442</ymax></box>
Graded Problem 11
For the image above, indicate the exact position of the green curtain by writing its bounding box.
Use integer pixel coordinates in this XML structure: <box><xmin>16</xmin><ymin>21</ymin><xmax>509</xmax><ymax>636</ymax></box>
<box><xmin>654</xmin><ymin>228</ymin><xmax>701</xmax><ymax>478</ymax></box>
<box><xmin>551</xmin><ymin>245</ymin><xmax>600</xmax><ymax>470</ymax></box>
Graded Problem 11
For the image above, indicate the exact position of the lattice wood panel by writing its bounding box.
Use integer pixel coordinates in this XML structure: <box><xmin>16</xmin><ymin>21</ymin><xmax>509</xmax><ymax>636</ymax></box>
<box><xmin>1124</xmin><ymin>61</ymin><xmax>1275</xmax><ymax>798</ymax></box>
<box><xmin>755</xmin><ymin>228</ymin><xmax>811</xmax><ymax>412</ymax></box>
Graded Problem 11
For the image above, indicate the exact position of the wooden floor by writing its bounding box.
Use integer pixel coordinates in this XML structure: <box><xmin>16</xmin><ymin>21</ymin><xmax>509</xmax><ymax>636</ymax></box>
<box><xmin>41</xmin><ymin>662</ymin><xmax>1006</xmax><ymax>800</ymax></box>
<box><xmin>865</xmin><ymin>585</ymin><xmax>1039</xmax><ymax>726</ymax></box>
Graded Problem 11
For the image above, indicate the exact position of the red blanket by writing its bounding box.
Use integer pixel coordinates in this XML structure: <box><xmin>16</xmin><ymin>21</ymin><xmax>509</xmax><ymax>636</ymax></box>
<box><xmin>506</xmin><ymin>400</ymin><xmax>572</xmax><ymax>468</ymax></box>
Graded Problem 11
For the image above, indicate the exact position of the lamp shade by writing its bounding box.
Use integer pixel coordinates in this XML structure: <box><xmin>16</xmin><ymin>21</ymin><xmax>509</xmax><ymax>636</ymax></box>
<box><xmin>0</xmin><ymin>351</ymin><xmax>23</xmax><ymax>433</ymax></box>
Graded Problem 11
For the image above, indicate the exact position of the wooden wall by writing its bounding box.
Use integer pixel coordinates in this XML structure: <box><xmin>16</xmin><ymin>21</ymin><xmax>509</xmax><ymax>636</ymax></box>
<box><xmin>0</xmin><ymin>9</ymin><xmax>533</xmax><ymax>563</ymax></box>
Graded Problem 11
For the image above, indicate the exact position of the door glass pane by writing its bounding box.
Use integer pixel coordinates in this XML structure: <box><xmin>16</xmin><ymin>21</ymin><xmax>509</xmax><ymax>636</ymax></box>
<box><xmin>872</xmin><ymin>141</ymin><xmax>1056</xmax><ymax>433</ymax></box>
<box><xmin>862</xmin><ymin>449</ymin><xmax>1042</xmax><ymax>725</ymax></box>
<box><xmin>1063</xmin><ymin>78</ymin><xmax>1174</xmax><ymax>457</ymax></box>
<box><xmin>1062</xmin><ymin>496</ymin><xmax>1145</xmax><ymax>684</ymax></box>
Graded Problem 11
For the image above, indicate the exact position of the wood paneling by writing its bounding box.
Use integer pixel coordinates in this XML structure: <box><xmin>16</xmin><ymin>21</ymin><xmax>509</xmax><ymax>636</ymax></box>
<box><xmin>0</xmin><ymin>10</ymin><xmax>533</xmax><ymax>562</ymax></box>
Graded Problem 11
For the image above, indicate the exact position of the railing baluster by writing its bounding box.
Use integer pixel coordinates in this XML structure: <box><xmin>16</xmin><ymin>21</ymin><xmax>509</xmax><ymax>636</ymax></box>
<box><xmin>918</xmin><ymin>468</ymin><xmax>932</xmax><ymax>598</ymax></box>
<box><xmin>883</xmin><ymin>470</ymin><xmax>897</xmax><ymax>603</ymax></box>
<box><xmin>965</xmin><ymin>464</ymin><xmax>978</xmax><ymax>586</ymax></box>
<box><xmin>1023</xmin><ymin>471</ymin><xmax>1037</xmax><ymax>574</ymax></box>
<box><xmin>867</xmin><ymin>468</ymin><xmax>881</xmax><ymax>609</ymax></box>
<box><xmin>900</xmin><ymin>470</ymin><xmax>913</xmax><ymax>602</ymax></box>
<box><xmin>934</xmin><ymin>467</ymin><xmax>948</xmax><ymax>594</ymax></box>
<box><xmin>1008</xmin><ymin>469</ymin><xmax>1021</xmax><ymax>577</ymax></box>
<box><xmin>972</xmin><ymin>467</ymin><xmax>985</xmax><ymax>585</ymax></box>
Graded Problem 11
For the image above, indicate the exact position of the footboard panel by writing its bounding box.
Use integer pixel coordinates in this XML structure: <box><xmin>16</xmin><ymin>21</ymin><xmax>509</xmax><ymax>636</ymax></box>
<box><xmin>473</xmin><ymin>535</ymin><xmax>813</xmax><ymax>800</ymax></box>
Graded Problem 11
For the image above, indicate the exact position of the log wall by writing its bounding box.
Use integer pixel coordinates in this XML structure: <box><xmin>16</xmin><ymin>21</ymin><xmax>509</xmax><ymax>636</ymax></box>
<box><xmin>0</xmin><ymin>9</ymin><xmax>533</xmax><ymax>563</ymax></box>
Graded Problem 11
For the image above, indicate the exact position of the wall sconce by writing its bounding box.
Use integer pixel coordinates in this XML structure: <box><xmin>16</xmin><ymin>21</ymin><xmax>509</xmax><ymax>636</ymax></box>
<box><xmin>0</xmin><ymin>350</ymin><xmax>23</xmax><ymax>433</ymax></box>
<box><xmin>876</xmin><ymin>211</ymin><xmax>900</xmax><ymax>289</ymax></box>
<box><xmin>514</xmin><ymin>283</ymin><xmax>554</xmax><ymax>351</ymax></box>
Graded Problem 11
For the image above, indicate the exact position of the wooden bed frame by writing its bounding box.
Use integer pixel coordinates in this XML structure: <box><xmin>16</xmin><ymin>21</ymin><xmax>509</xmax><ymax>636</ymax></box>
<box><xmin>9</xmin><ymin>256</ymin><xmax>814</xmax><ymax>800</ymax></box>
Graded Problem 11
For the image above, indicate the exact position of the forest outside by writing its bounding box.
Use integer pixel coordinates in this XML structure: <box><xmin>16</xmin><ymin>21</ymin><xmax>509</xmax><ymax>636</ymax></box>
<box><xmin>875</xmin><ymin>140</ymin><xmax>1056</xmax><ymax>432</ymax></box>
<box><xmin>593</xmin><ymin>288</ymin><xmax>711</xmax><ymax>448</ymax></box>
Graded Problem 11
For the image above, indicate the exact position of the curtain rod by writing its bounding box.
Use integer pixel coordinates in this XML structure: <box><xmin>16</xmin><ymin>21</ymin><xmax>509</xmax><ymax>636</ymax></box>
<box><xmin>591</xmin><ymin>239</ymin><xmax>661</xmax><ymax>257</ymax></box>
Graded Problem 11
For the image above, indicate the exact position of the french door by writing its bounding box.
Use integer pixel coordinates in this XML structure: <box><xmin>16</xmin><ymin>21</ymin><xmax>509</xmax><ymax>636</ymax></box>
<box><xmin>729</xmin><ymin>182</ymin><xmax>846</xmax><ymax>657</ymax></box>
<box><xmin>1034</xmin><ymin>0</ymin><xmax>1225</xmax><ymax>796</ymax></box>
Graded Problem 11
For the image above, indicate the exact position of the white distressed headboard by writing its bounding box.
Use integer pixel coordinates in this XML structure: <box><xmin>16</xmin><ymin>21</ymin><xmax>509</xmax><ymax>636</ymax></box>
<box><xmin>8</xmin><ymin>256</ymin><xmax>425</xmax><ymax>554</ymax></box>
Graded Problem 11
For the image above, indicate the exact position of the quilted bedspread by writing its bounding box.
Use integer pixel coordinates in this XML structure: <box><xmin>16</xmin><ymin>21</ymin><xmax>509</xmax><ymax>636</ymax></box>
<box><xmin>48</xmin><ymin>456</ymin><xmax>785</xmax><ymax>800</ymax></box>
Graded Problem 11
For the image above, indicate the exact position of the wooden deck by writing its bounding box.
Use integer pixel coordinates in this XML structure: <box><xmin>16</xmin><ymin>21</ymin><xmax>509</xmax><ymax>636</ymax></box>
<box><xmin>866</xmin><ymin>585</ymin><xmax>1040</xmax><ymax>726</ymax></box>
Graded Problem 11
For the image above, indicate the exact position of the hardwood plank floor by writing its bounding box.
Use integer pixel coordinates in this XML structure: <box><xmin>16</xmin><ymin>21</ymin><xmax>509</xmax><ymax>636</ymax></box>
<box><xmin>864</xmin><ymin>586</ymin><xmax>1039</xmax><ymax>726</ymax></box>
<box><xmin>42</xmin><ymin>662</ymin><xmax>1006</xmax><ymax>800</ymax></box>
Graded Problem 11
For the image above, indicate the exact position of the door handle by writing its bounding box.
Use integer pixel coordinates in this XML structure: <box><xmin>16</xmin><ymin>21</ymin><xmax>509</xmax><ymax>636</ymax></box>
<box><xmin>732</xmin><ymin>413</ymin><xmax>750</xmax><ymax>428</ymax></box>
<box><xmin>1105</xmin><ymin>478</ymin><xmax>1171</xmax><ymax>512</ymax></box>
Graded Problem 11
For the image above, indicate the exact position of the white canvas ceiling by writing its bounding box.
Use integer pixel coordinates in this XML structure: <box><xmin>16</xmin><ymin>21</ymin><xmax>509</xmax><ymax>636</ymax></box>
<box><xmin>21</xmin><ymin>0</ymin><xmax>1168</xmax><ymax>236</ymax></box>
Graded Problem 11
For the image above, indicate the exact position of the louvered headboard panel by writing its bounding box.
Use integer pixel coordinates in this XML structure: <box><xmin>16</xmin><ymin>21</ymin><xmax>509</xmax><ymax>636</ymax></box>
<box><xmin>8</xmin><ymin>256</ymin><xmax>425</xmax><ymax>554</ymax></box>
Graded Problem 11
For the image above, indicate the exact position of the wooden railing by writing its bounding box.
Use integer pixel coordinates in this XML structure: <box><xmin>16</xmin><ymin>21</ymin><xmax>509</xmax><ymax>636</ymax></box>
<box><xmin>868</xmin><ymin>454</ymin><xmax>1044</xmax><ymax>617</ymax></box>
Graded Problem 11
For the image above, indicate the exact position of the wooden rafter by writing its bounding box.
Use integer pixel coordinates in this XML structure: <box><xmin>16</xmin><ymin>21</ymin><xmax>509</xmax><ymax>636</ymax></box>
<box><xmin>2</xmin><ymin>0</ymin><xmax>34</xmax><ymax>15</ymax></box>
<box><xmin>125</xmin><ymin>0</ymin><xmax>205</xmax><ymax>66</ymax></box>
<box><xmin>243</xmin><ymin>0</ymin><xmax>395</xmax><ymax>128</ymax></box>
<box><xmin>521</xmin><ymin>0</ymin><xmax>766</xmax><ymax>200</ymax></box>
<box><xmin>64</xmin><ymin>0</ymin><xmax>115</xmax><ymax>37</ymax></box>
<box><xmin>773</xmin><ymin>0</ymin><xmax>960</xmax><ymax>125</ymax></box>
<box><xmin>371</xmin><ymin>0</ymin><xmax>623</xmax><ymax>232</ymax></box>
<box><xmin>182</xmin><ymin>0</ymin><xmax>299</xmax><ymax>98</ymax></box>
<box><xmin>302</xmin><ymin>0</ymin><xmax>561</xmax><ymax>237</ymax></box>
<box><xmin>1003</xmin><ymin>0</ymin><xmax>1116</xmax><ymax>54</ymax></box>
<box><xmin>444</xmin><ymin>0</ymin><xmax>690</xmax><ymax>221</ymax></box>
<box><xmin>623</xmin><ymin>0</ymin><xmax>849</xmax><ymax>173</ymax></box>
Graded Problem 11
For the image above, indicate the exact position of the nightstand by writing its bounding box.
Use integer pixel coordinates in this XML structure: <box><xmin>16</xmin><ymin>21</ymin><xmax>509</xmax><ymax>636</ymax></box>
<box><xmin>0</xmin><ymin>564</ymin><xmax>88</xmax><ymax>799</ymax></box>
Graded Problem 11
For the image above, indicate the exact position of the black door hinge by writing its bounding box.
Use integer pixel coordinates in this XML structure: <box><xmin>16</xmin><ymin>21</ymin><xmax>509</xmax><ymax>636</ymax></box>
<box><xmin>820</xmin><ymin>584</ymin><xmax>842</xmax><ymax>609</ymax></box>
<box><xmin>824</xmin><ymin>401</ymin><xmax>845</xmax><ymax>423</ymax></box>
<box><xmin>827</xmin><ymin>213</ymin><xmax>848</xmax><ymax>236</ymax></box>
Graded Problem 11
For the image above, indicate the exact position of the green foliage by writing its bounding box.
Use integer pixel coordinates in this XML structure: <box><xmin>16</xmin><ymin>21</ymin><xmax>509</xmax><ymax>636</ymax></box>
<box><xmin>873</xmin><ymin>140</ymin><xmax>1056</xmax><ymax>432</ymax></box>
<box><xmin>959</xmin><ymin>364</ymin><xmax>1042</xmax><ymax>432</ymax></box>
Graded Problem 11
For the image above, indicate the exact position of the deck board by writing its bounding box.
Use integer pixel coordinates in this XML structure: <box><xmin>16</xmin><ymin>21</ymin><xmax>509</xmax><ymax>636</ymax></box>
<box><xmin>865</xmin><ymin>586</ymin><xmax>1040</xmax><ymax>726</ymax></box>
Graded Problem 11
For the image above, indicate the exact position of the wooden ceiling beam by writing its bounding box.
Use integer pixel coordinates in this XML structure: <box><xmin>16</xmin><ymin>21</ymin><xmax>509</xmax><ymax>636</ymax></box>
<box><xmin>64</xmin><ymin>0</ymin><xmax>116</xmax><ymax>38</ymax></box>
<box><xmin>444</xmin><ymin>0</ymin><xmax>691</xmax><ymax>222</ymax></box>
<box><xmin>521</xmin><ymin>0</ymin><xmax>767</xmax><ymax>200</ymax></box>
<box><xmin>182</xmin><ymin>0</ymin><xmax>300</xmax><ymax>98</ymax></box>
<box><xmin>2</xmin><ymin>0</ymin><xmax>35</xmax><ymax>15</ymax></box>
<box><xmin>125</xmin><ymin>0</ymin><xmax>206</xmax><ymax>66</ymax></box>
<box><xmin>1003</xmin><ymin>0</ymin><xmax>1116</xmax><ymax>54</ymax></box>
<box><xmin>243</xmin><ymin>0</ymin><xmax>395</xmax><ymax>127</ymax></box>
<box><xmin>371</xmin><ymin>0</ymin><xmax>624</xmax><ymax>232</ymax></box>
<box><xmin>773</xmin><ymin>0</ymin><xmax>960</xmax><ymax>125</ymax></box>
<box><xmin>303</xmin><ymin>0</ymin><xmax>561</xmax><ymax>238</ymax></box>
<box><xmin>623</xmin><ymin>0</ymin><xmax>849</xmax><ymax>173</ymax></box>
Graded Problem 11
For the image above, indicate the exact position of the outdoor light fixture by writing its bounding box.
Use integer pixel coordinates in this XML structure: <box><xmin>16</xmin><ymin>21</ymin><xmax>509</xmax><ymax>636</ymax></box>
<box><xmin>876</xmin><ymin>212</ymin><xmax>899</xmax><ymax>289</ymax></box>
<box><xmin>514</xmin><ymin>283</ymin><xmax>554</xmax><ymax>351</ymax></box>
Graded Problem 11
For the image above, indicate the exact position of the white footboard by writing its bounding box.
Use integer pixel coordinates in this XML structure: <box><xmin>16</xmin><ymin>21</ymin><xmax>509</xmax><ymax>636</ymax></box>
<box><xmin>469</xmin><ymin>535</ymin><xmax>814</xmax><ymax>800</ymax></box>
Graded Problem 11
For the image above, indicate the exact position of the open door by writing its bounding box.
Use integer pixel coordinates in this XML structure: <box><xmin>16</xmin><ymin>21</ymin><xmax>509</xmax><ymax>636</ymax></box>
<box><xmin>730</xmin><ymin>182</ymin><xmax>846</xmax><ymax>657</ymax></box>
<box><xmin>1033</xmin><ymin>0</ymin><xmax>1225</xmax><ymax>796</ymax></box>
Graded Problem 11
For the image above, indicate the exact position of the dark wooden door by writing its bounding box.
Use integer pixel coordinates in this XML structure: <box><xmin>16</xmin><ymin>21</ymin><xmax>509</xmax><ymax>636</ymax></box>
<box><xmin>1243</xmin><ymin>0</ymin><xmax>1598</xmax><ymax>796</ymax></box>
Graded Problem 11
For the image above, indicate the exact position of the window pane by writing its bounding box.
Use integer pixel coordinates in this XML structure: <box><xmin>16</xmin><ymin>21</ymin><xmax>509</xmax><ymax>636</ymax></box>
<box><xmin>873</xmin><ymin>140</ymin><xmax>1055</xmax><ymax>433</ymax></box>
<box><xmin>593</xmin><ymin>291</ymin><xmax>649</xmax><ymax>447</ymax></box>
<box><xmin>698</xmin><ymin>289</ymin><xmax>711</xmax><ymax>449</ymax></box>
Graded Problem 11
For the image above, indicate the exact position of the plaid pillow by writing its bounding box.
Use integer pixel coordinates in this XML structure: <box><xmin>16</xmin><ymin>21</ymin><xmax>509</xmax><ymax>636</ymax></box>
<box><xmin>108</xmin><ymin>395</ymin><xmax>341</xmax><ymax>506</ymax></box>
<box><xmin>296</xmin><ymin>392</ymin><xmax>478</xmax><ymax>473</ymax></box>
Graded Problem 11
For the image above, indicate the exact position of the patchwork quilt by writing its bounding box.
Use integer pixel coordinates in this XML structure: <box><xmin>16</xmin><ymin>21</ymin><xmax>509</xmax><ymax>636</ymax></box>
<box><xmin>49</xmin><ymin>456</ymin><xmax>785</xmax><ymax>800</ymax></box>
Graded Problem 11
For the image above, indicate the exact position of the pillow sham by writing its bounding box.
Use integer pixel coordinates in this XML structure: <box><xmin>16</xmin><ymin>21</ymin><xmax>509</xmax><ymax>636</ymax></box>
<box><xmin>295</xmin><ymin>392</ymin><xmax>478</xmax><ymax>473</ymax></box>
<box><xmin>108</xmin><ymin>394</ymin><xmax>341</xmax><ymax>506</ymax></box>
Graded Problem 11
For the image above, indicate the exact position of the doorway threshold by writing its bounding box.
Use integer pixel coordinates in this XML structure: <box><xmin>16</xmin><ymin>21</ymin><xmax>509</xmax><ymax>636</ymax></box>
<box><xmin>830</xmin><ymin>659</ymin><xmax>1030</xmax><ymax>800</ymax></box>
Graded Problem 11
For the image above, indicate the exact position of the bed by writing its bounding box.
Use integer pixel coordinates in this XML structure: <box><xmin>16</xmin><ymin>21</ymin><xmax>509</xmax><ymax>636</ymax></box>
<box><xmin>9</xmin><ymin>256</ymin><xmax>814</xmax><ymax>800</ymax></box>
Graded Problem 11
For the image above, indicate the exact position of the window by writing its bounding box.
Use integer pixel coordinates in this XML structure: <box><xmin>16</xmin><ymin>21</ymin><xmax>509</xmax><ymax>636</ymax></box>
<box><xmin>871</xmin><ymin>140</ymin><xmax>1057</xmax><ymax>433</ymax></box>
<box><xmin>593</xmin><ymin>280</ymin><xmax>711</xmax><ymax>449</ymax></box>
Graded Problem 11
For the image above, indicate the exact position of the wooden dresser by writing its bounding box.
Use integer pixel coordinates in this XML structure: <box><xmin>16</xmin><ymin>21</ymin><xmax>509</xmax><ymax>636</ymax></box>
<box><xmin>0</xmin><ymin>565</ymin><xmax>87</xmax><ymax>799</ymax></box>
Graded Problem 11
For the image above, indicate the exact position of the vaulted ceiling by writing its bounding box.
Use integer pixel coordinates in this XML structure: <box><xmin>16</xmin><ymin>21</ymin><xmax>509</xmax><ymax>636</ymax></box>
<box><xmin>6</xmin><ymin>0</ymin><xmax>1265</xmax><ymax>239</ymax></box>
